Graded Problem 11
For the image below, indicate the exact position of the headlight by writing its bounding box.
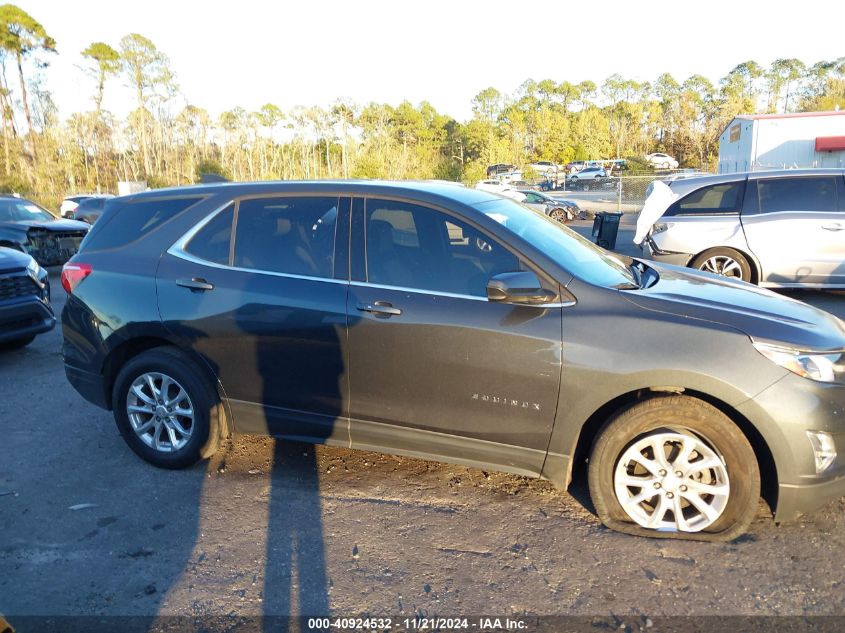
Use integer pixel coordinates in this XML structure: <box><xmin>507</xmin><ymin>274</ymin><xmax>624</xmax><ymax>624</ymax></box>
<box><xmin>753</xmin><ymin>342</ymin><xmax>845</xmax><ymax>383</ymax></box>
<box><xmin>26</xmin><ymin>257</ymin><xmax>41</xmax><ymax>281</ymax></box>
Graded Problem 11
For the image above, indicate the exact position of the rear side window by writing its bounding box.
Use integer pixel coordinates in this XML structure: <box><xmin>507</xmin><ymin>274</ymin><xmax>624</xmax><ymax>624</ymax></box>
<box><xmin>233</xmin><ymin>197</ymin><xmax>338</xmax><ymax>278</ymax></box>
<box><xmin>82</xmin><ymin>197</ymin><xmax>204</xmax><ymax>251</ymax></box>
<box><xmin>665</xmin><ymin>181</ymin><xmax>744</xmax><ymax>216</ymax></box>
<box><xmin>184</xmin><ymin>204</ymin><xmax>234</xmax><ymax>265</ymax></box>
<box><xmin>757</xmin><ymin>177</ymin><xmax>837</xmax><ymax>214</ymax></box>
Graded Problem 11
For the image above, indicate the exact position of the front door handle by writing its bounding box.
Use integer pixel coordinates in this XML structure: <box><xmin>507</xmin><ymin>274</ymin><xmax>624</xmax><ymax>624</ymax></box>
<box><xmin>176</xmin><ymin>278</ymin><xmax>214</xmax><ymax>291</ymax></box>
<box><xmin>356</xmin><ymin>301</ymin><xmax>402</xmax><ymax>317</ymax></box>
<box><xmin>822</xmin><ymin>224</ymin><xmax>844</xmax><ymax>231</ymax></box>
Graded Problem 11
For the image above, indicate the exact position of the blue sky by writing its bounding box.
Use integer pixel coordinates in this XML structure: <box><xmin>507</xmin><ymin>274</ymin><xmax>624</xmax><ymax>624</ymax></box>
<box><xmin>16</xmin><ymin>0</ymin><xmax>845</xmax><ymax>122</ymax></box>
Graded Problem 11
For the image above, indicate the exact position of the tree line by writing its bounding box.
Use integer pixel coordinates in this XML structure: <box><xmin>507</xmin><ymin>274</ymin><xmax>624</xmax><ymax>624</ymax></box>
<box><xmin>0</xmin><ymin>3</ymin><xmax>843</xmax><ymax>210</ymax></box>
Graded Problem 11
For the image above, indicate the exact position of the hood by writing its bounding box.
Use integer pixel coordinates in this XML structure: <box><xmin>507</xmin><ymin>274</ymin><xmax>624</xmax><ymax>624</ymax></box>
<box><xmin>623</xmin><ymin>261</ymin><xmax>845</xmax><ymax>351</ymax></box>
<box><xmin>4</xmin><ymin>218</ymin><xmax>90</xmax><ymax>232</ymax></box>
<box><xmin>0</xmin><ymin>245</ymin><xmax>33</xmax><ymax>271</ymax></box>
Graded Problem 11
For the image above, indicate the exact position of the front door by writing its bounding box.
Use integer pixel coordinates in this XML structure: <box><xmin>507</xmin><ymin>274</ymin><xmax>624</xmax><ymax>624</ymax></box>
<box><xmin>346</xmin><ymin>197</ymin><xmax>562</xmax><ymax>475</ymax></box>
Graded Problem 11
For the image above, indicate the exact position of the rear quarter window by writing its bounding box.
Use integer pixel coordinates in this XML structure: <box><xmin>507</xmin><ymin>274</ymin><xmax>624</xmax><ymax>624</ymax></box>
<box><xmin>81</xmin><ymin>196</ymin><xmax>205</xmax><ymax>251</ymax></box>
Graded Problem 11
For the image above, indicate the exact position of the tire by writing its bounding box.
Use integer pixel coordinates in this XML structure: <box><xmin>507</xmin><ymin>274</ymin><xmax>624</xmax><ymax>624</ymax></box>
<box><xmin>691</xmin><ymin>248</ymin><xmax>752</xmax><ymax>283</ymax></box>
<box><xmin>549</xmin><ymin>208</ymin><xmax>568</xmax><ymax>223</ymax></box>
<box><xmin>588</xmin><ymin>396</ymin><xmax>760</xmax><ymax>541</ymax></box>
<box><xmin>0</xmin><ymin>335</ymin><xmax>35</xmax><ymax>350</ymax></box>
<box><xmin>111</xmin><ymin>347</ymin><xmax>221</xmax><ymax>469</ymax></box>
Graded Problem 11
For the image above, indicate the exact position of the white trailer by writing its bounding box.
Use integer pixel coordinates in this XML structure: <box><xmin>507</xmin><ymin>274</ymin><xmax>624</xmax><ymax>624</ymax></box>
<box><xmin>718</xmin><ymin>111</ymin><xmax>845</xmax><ymax>174</ymax></box>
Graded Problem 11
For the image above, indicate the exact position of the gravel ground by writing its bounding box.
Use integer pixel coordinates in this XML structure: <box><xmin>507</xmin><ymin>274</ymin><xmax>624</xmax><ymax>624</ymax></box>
<box><xmin>2</xmin><ymin>229</ymin><xmax>845</xmax><ymax>631</ymax></box>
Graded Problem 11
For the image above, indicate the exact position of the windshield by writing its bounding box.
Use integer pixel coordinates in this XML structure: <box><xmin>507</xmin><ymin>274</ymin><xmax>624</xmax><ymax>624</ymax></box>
<box><xmin>0</xmin><ymin>199</ymin><xmax>55</xmax><ymax>222</ymax></box>
<box><xmin>475</xmin><ymin>198</ymin><xmax>637</xmax><ymax>288</ymax></box>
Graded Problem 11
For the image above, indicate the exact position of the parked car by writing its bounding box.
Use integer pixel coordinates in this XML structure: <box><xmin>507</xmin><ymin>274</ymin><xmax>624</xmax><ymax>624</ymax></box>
<box><xmin>60</xmin><ymin>194</ymin><xmax>111</xmax><ymax>219</ymax></box>
<box><xmin>0</xmin><ymin>246</ymin><xmax>54</xmax><ymax>349</ymax></box>
<box><xmin>62</xmin><ymin>181</ymin><xmax>845</xmax><ymax>541</ymax></box>
<box><xmin>645</xmin><ymin>153</ymin><xmax>679</xmax><ymax>169</ymax></box>
<box><xmin>568</xmin><ymin>166</ymin><xmax>607</xmax><ymax>182</ymax></box>
<box><xmin>475</xmin><ymin>180</ymin><xmax>526</xmax><ymax>202</ymax></box>
<box><xmin>486</xmin><ymin>163</ymin><xmax>517</xmax><ymax>178</ymax></box>
<box><xmin>517</xmin><ymin>189</ymin><xmax>576</xmax><ymax>222</ymax></box>
<box><xmin>639</xmin><ymin>169</ymin><xmax>845</xmax><ymax>287</ymax></box>
<box><xmin>0</xmin><ymin>196</ymin><xmax>89</xmax><ymax>266</ymax></box>
<box><xmin>71</xmin><ymin>195</ymin><xmax>114</xmax><ymax>224</ymax></box>
<box><xmin>528</xmin><ymin>161</ymin><xmax>559</xmax><ymax>176</ymax></box>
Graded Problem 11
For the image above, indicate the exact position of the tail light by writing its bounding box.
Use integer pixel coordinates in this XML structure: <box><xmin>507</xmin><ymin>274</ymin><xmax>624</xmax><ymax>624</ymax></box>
<box><xmin>61</xmin><ymin>263</ymin><xmax>92</xmax><ymax>294</ymax></box>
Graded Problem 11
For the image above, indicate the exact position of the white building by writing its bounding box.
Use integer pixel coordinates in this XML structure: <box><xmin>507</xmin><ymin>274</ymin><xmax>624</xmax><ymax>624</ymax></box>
<box><xmin>718</xmin><ymin>111</ymin><xmax>845</xmax><ymax>174</ymax></box>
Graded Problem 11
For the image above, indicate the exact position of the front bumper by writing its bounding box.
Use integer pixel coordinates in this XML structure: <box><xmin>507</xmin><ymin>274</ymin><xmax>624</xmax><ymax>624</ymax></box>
<box><xmin>640</xmin><ymin>236</ymin><xmax>692</xmax><ymax>267</ymax></box>
<box><xmin>0</xmin><ymin>296</ymin><xmax>55</xmax><ymax>343</ymax></box>
<box><xmin>738</xmin><ymin>373</ymin><xmax>845</xmax><ymax>522</ymax></box>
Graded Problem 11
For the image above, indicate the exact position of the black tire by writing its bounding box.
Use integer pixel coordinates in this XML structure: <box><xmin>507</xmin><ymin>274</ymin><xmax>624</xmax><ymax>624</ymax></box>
<box><xmin>588</xmin><ymin>396</ymin><xmax>760</xmax><ymax>542</ymax></box>
<box><xmin>111</xmin><ymin>347</ymin><xmax>222</xmax><ymax>469</ymax></box>
<box><xmin>691</xmin><ymin>247</ymin><xmax>752</xmax><ymax>283</ymax></box>
<box><xmin>0</xmin><ymin>335</ymin><xmax>35</xmax><ymax>350</ymax></box>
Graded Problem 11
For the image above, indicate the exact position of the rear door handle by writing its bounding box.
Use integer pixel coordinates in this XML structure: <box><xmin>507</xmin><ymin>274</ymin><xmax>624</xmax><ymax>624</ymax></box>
<box><xmin>176</xmin><ymin>278</ymin><xmax>214</xmax><ymax>291</ymax></box>
<box><xmin>822</xmin><ymin>224</ymin><xmax>844</xmax><ymax>231</ymax></box>
<box><xmin>356</xmin><ymin>301</ymin><xmax>402</xmax><ymax>317</ymax></box>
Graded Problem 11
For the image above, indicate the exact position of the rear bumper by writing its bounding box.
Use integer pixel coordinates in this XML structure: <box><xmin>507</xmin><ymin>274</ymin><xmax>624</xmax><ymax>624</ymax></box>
<box><xmin>64</xmin><ymin>362</ymin><xmax>110</xmax><ymax>409</ymax></box>
<box><xmin>640</xmin><ymin>236</ymin><xmax>692</xmax><ymax>267</ymax></box>
<box><xmin>0</xmin><ymin>297</ymin><xmax>55</xmax><ymax>343</ymax></box>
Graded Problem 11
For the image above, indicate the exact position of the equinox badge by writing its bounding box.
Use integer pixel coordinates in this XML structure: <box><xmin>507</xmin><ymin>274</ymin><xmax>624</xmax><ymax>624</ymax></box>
<box><xmin>472</xmin><ymin>393</ymin><xmax>541</xmax><ymax>411</ymax></box>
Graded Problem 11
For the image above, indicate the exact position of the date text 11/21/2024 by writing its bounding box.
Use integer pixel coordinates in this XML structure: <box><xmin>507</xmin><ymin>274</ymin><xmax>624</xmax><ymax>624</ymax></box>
<box><xmin>306</xmin><ymin>617</ymin><xmax>529</xmax><ymax>631</ymax></box>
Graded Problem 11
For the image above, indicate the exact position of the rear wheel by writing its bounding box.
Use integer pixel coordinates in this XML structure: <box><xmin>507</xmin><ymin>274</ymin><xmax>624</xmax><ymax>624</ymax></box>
<box><xmin>588</xmin><ymin>396</ymin><xmax>760</xmax><ymax>541</ymax></box>
<box><xmin>691</xmin><ymin>248</ymin><xmax>752</xmax><ymax>283</ymax></box>
<box><xmin>112</xmin><ymin>347</ymin><xmax>221</xmax><ymax>469</ymax></box>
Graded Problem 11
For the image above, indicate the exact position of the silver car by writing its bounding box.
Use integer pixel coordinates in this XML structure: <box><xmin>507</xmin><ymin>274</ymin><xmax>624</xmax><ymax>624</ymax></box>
<box><xmin>640</xmin><ymin>169</ymin><xmax>845</xmax><ymax>288</ymax></box>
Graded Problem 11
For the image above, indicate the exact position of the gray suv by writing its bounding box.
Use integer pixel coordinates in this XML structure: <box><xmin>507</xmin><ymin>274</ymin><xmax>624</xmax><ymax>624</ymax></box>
<box><xmin>640</xmin><ymin>169</ymin><xmax>845</xmax><ymax>287</ymax></box>
<box><xmin>61</xmin><ymin>181</ymin><xmax>845</xmax><ymax>542</ymax></box>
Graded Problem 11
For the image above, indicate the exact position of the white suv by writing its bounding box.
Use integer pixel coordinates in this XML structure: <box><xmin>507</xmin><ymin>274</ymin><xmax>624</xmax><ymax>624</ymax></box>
<box><xmin>645</xmin><ymin>153</ymin><xmax>679</xmax><ymax>169</ymax></box>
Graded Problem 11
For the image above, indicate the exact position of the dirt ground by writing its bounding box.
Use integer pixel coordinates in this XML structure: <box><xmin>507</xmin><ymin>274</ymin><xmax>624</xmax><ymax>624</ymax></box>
<box><xmin>2</xmin><ymin>226</ymin><xmax>845</xmax><ymax>632</ymax></box>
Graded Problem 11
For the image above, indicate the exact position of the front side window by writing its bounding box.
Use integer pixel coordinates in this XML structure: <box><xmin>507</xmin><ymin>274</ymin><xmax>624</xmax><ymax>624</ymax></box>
<box><xmin>365</xmin><ymin>199</ymin><xmax>519</xmax><ymax>297</ymax></box>
<box><xmin>757</xmin><ymin>177</ymin><xmax>837</xmax><ymax>214</ymax></box>
<box><xmin>233</xmin><ymin>197</ymin><xmax>338</xmax><ymax>278</ymax></box>
<box><xmin>665</xmin><ymin>181</ymin><xmax>744</xmax><ymax>216</ymax></box>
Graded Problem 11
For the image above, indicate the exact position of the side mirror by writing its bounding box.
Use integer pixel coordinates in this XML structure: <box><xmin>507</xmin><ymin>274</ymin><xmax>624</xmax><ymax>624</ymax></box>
<box><xmin>486</xmin><ymin>271</ymin><xmax>557</xmax><ymax>305</ymax></box>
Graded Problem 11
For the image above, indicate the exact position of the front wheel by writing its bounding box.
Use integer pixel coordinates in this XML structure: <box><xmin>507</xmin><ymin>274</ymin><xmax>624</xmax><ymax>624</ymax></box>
<box><xmin>112</xmin><ymin>347</ymin><xmax>222</xmax><ymax>469</ymax></box>
<box><xmin>691</xmin><ymin>248</ymin><xmax>752</xmax><ymax>283</ymax></box>
<box><xmin>588</xmin><ymin>396</ymin><xmax>760</xmax><ymax>541</ymax></box>
<box><xmin>549</xmin><ymin>208</ymin><xmax>568</xmax><ymax>223</ymax></box>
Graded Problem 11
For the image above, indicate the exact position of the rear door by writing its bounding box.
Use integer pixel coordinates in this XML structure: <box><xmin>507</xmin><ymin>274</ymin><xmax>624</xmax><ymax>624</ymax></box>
<box><xmin>742</xmin><ymin>175</ymin><xmax>843</xmax><ymax>285</ymax></box>
<box><xmin>157</xmin><ymin>195</ymin><xmax>351</xmax><ymax>444</ymax></box>
<box><xmin>346</xmin><ymin>197</ymin><xmax>562</xmax><ymax>475</ymax></box>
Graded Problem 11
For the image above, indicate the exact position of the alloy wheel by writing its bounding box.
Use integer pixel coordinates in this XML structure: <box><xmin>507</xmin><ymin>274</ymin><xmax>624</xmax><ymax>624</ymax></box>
<box><xmin>613</xmin><ymin>431</ymin><xmax>730</xmax><ymax>532</ymax></box>
<box><xmin>126</xmin><ymin>372</ymin><xmax>195</xmax><ymax>453</ymax></box>
<box><xmin>699</xmin><ymin>255</ymin><xmax>743</xmax><ymax>278</ymax></box>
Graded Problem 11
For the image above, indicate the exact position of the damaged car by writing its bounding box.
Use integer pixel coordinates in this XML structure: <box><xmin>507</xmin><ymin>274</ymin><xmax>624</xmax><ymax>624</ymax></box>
<box><xmin>0</xmin><ymin>196</ymin><xmax>89</xmax><ymax>266</ymax></box>
<box><xmin>638</xmin><ymin>169</ymin><xmax>845</xmax><ymax>288</ymax></box>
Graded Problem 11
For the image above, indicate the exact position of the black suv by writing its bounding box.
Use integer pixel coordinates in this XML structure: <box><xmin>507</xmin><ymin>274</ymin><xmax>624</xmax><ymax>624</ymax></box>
<box><xmin>62</xmin><ymin>181</ymin><xmax>845</xmax><ymax>541</ymax></box>
<box><xmin>0</xmin><ymin>246</ymin><xmax>53</xmax><ymax>349</ymax></box>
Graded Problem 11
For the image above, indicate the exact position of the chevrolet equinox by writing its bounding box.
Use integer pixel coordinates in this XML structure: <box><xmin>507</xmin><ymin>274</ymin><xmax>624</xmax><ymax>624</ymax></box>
<box><xmin>62</xmin><ymin>181</ymin><xmax>845</xmax><ymax>541</ymax></box>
